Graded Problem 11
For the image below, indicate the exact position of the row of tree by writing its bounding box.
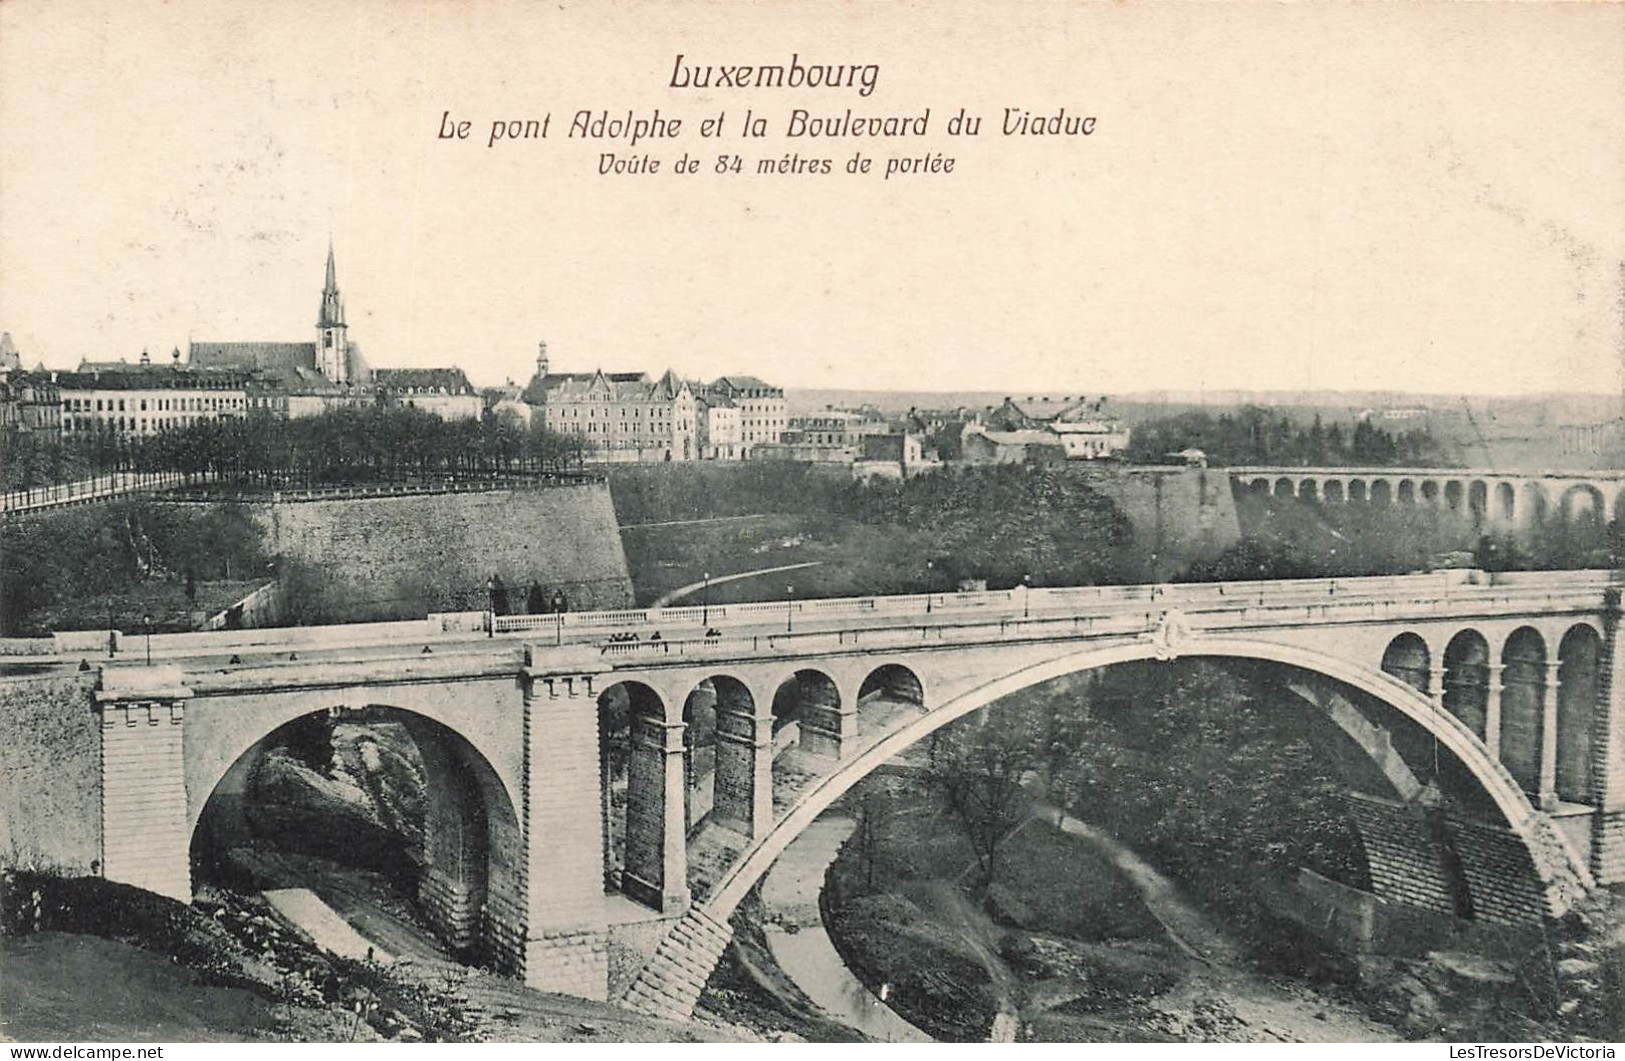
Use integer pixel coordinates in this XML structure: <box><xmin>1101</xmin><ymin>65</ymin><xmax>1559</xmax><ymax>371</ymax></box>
<box><xmin>1</xmin><ymin>406</ymin><xmax>593</xmax><ymax>492</ymax></box>
<box><xmin>1124</xmin><ymin>407</ymin><xmax>1453</xmax><ymax>466</ymax></box>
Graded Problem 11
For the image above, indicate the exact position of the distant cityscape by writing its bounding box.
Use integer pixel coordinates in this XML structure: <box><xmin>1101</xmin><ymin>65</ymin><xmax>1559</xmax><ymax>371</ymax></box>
<box><xmin>0</xmin><ymin>245</ymin><xmax>1145</xmax><ymax>481</ymax></box>
<box><xmin>2</xmin><ymin>245</ymin><xmax>1621</xmax><ymax>478</ymax></box>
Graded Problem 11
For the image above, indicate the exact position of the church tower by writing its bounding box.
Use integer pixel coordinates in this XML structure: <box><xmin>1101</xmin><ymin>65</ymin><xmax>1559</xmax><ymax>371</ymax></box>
<box><xmin>316</xmin><ymin>241</ymin><xmax>349</xmax><ymax>384</ymax></box>
<box><xmin>536</xmin><ymin>338</ymin><xmax>549</xmax><ymax>379</ymax></box>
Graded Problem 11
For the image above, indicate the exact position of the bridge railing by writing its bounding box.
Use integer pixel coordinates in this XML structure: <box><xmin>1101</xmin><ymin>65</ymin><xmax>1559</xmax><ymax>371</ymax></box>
<box><xmin>1</xmin><ymin>470</ymin><xmax>212</xmax><ymax>516</ymax></box>
<box><xmin>485</xmin><ymin>568</ymin><xmax>1618</xmax><ymax>644</ymax></box>
<box><xmin>16</xmin><ymin>569</ymin><xmax>1615</xmax><ymax>663</ymax></box>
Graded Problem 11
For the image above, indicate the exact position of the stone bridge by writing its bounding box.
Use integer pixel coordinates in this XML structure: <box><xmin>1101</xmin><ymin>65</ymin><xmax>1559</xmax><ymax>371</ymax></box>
<box><xmin>48</xmin><ymin>568</ymin><xmax>1625</xmax><ymax>1019</ymax></box>
<box><xmin>1229</xmin><ymin>466</ymin><xmax>1625</xmax><ymax>533</ymax></box>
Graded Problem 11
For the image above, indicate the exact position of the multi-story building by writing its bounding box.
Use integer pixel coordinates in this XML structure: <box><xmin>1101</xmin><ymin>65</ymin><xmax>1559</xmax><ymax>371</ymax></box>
<box><xmin>702</xmin><ymin>376</ymin><xmax>786</xmax><ymax>456</ymax></box>
<box><xmin>0</xmin><ymin>372</ymin><xmax>62</xmax><ymax>436</ymax></box>
<box><xmin>980</xmin><ymin>395</ymin><xmax>1130</xmax><ymax>461</ymax></box>
<box><xmin>374</xmin><ymin>368</ymin><xmax>483</xmax><ymax>421</ymax></box>
<box><xmin>697</xmin><ymin>395</ymin><xmax>742</xmax><ymax>459</ymax></box>
<box><xmin>787</xmin><ymin>408</ymin><xmax>892</xmax><ymax>448</ymax></box>
<box><xmin>523</xmin><ymin>343</ymin><xmax>699</xmax><ymax>461</ymax></box>
<box><xmin>56</xmin><ymin>353</ymin><xmax>251</xmax><ymax>439</ymax></box>
<box><xmin>1048</xmin><ymin>419</ymin><xmax>1132</xmax><ymax>460</ymax></box>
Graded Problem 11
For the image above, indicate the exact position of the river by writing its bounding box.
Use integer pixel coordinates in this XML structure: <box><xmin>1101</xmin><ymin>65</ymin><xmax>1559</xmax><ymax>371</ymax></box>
<box><xmin>758</xmin><ymin>816</ymin><xmax>933</xmax><ymax>1043</ymax></box>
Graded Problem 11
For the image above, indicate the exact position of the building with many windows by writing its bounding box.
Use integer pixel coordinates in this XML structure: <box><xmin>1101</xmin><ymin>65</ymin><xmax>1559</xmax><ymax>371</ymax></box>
<box><xmin>697</xmin><ymin>394</ymin><xmax>741</xmax><ymax>459</ymax></box>
<box><xmin>524</xmin><ymin>344</ymin><xmax>699</xmax><ymax>461</ymax></box>
<box><xmin>56</xmin><ymin>351</ymin><xmax>252</xmax><ymax>439</ymax></box>
<box><xmin>701</xmin><ymin>376</ymin><xmax>787</xmax><ymax>457</ymax></box>
<box><xmin>522</xmin><ymin>342</ymin><xmax>782</xmax><ymax>462</ymax></box>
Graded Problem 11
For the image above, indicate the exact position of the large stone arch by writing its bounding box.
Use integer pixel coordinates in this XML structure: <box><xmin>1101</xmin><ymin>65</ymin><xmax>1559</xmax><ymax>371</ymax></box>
<box><xmin>857</xmin><ymin>662</ymin><xmax>926</xmax><ymax>707</ymax></box>
<box><xmin>1442</xmin><ymin>629</ymin><xmax>1492</xmax><ymax>742</ymax></box>
<box><xmin>684</xmin><ymin>674</ymin><xmax>758</xmax><ymax>837</ymax></box>
<box><xmin>1468</xmin><ymin>480</ymin><xmax>1488</xmax><ymax>525</ymax></box>
<box><xmin>188</xmin><ymin>701</ymin><xmax>524</xmax><ymax>970</ymax></box>
<box><xmin>1380</xmin><ymin>632</ymin><xmax>1431</xmax><ymax>693</ymax></box>
<box><xmin>598</xmin><ymin>679</ymin><xmax>683</xmax><ymax>910</ymax></box>
<box><xmin>769</xmin><ymin>667</ymin><xmax>842</xmax><ymax>745</ymax></box>
<box><xmin>1499</xmin><ymin>627</ymin><xmax>1547</xmax><ymax>797</ymax></box>
<box><xmin>1495</xmin><ymin>481</ymin><xmax>1516</xmax><ymax>523</ymax></box>
<box><xmin>1559</xmin><ymin>484</ymin><xmax>1605</xmax><ymax>530</ymax></box>
<box><xmin>1556</xmin><ymin>625</ymin><xmax>1602</xmax><ymax>805</ymax></box>
<box><xmin>183</xmin><ymin>678</ymin><xmax>525</xmax><ymax>844</ymax></box>
<box><xmin>704</xmin><ymin>636</ymin><xmax>1591</xmax><ymax>921</ymax></box>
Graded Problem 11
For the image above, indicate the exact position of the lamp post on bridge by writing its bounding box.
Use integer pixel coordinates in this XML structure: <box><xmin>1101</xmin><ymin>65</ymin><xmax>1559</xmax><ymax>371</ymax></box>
<box><xmin>143</xmin><ymin>611</ymin><xmax>152</xmax><ymax>666</ymax></box>
<box><xmin>926</xmin><ymin>559</ymin><xmax>934</xmax><ymax>614</ymax></box>
<box><xmin>1022</xmin><ymin>573</ymin><xmax>1032</xmax><ymax>619</ymax></box>
<box><xmin>486</xmin><ymin>575</ymin><xmax>496</xmax><ymax>637</ymax></box>
<box><xmin>702</xmin><ymin>571</ymin><xmax>711</xmax><ymax>626</ymax></box>
<box><xmin>786</xmin><ymin>584</ymin><xmax>795</xmax><ymax>633</ymax></box>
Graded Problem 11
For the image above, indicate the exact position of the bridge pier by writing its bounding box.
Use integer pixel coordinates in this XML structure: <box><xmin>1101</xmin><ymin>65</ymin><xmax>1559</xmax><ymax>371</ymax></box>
<box><xmin>800</xmin><ymin>700</ymin><xmax>859</xmax><ymax>760</ymax></box>
<box><xmin>622</xmin><ymin>714</ymin><xmax>691</xmax><ymax>914</ymax></box>
<box><xmin>96</xmin><ymin>668</ymin><xmax>193</xmax><ymax>903</ymax></box>
<box><xmin>1484</xmin><ymin>663</ymin><xmax>1504</xmax><ymax>759</ymax></box>
<box><xmin>1592</xmin><ymin>591</ymin><xmax>1625</xmax><ymax>884</ymax></box>
<box><xmin>712</xmin><ymin>707</ymin><xmax>774</xmax><ymax>840</ymax></box>
<box><xmin>522</xmin><ymin>669</ymin><xmax>611</xmax><ymax>999</ymax></box>
<box><xmin>1538</xmin><ymin>660</ymin><xmax>1562</xmax><ymax>811</ymax></box>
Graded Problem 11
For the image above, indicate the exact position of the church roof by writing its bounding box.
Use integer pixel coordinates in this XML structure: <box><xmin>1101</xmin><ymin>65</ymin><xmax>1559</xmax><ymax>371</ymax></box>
<box><xmin>189</xmin><ymin>341</ymin><xmax>319</xmax><ymax>372</ymax></box>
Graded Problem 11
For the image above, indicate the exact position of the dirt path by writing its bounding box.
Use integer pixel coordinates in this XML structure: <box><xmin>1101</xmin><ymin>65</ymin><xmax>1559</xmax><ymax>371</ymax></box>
<box><xmin>652</xmin><ymin>561</ymin><xmax>825</xmax><ymax>607</ymax></box>
<box><xmin>914</xmin><ymin>881</ymin><xmax>1022</xmax><ymax>1042</ymax></box>
<box><xmin>1029</xmin><ymin>797</ymin><xmax>1241</xmax><ymax>966</ymax></box>
<box><xmin>1025</xmin><ymin>796</ymin><xmax>1398</xmax><ymax>1043</ymax></box>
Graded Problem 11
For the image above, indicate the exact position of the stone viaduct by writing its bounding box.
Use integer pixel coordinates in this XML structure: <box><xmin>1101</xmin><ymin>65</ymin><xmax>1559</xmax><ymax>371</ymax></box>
<box><xmin>30</xmin><ymin>568</ymin><xmax>1625</xmax><ymax>1020</ymax></box>
<box><xmin>1230</xmin><ymin>466</ymin><xmax>1625</xmax><ymax>534</ymax></box>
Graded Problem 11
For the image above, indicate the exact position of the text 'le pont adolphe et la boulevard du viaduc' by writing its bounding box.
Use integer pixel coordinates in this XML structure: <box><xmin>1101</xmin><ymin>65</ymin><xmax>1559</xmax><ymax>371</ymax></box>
<box><xmin>435</xmin><ymin>52</ymin><xmax>1097</xmax><ymax>181</ymax></box>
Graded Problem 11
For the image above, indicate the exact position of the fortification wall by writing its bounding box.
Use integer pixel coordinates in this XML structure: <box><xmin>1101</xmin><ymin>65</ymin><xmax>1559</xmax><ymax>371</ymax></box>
<box><xmin>1072</xmin><ymin>467</ymin><xmax>1243</xmax><ymax>579</ymax></box>
<box><xmin>0</xmin><ymin>673</ymin><xmax>101</xmax><ymax>873</ymax></box>
<box><xmin>219</xmin><ymin>484</ymin><xmax>632</xmax><ymax>623</ymax></box>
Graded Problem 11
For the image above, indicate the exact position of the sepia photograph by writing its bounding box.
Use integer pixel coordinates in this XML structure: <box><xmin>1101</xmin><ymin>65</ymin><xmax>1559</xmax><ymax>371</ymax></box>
<box><xmin>1</xmin><ymin>0</ymin><xmax>1622</xmax><ymax>1048</ymax></box>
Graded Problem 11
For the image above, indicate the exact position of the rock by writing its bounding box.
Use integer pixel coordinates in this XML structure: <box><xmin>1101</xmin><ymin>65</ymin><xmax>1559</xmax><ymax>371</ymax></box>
<box><xmin>1555</xmin><ymin>958</ymin><xmax>1600</xmax><ymax>979</ymax></box>
<box><xmin>575</xmin><ymin>1022</ymin><xmax>599</xmax><ymax>1035</ymax></box>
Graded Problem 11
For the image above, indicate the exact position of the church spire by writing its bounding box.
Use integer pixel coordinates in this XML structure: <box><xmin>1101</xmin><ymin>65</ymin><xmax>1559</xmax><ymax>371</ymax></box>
<box><xmin>315</xmin><ymin>240</ymin><xmax>350</xmax><ymax>384</ymax></box>
<box><xmin>318</xmin><ymin>239</ymin><xmax>344</xmax><ymax>328</ymax></box>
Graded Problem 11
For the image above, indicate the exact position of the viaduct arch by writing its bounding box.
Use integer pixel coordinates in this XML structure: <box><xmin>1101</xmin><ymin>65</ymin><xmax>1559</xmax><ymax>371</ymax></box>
<box><xmin>700</xmin><ymin>636</ymin><xmax>1584</xmax><ymax>922</ymax></box>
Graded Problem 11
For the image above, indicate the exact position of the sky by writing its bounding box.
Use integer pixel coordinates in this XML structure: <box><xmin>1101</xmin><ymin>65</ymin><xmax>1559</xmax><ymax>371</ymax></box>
<box><xmin>1</xmin><ymin>0</ymin><xmax>1622</xmax><ymax>399</ymax></box>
